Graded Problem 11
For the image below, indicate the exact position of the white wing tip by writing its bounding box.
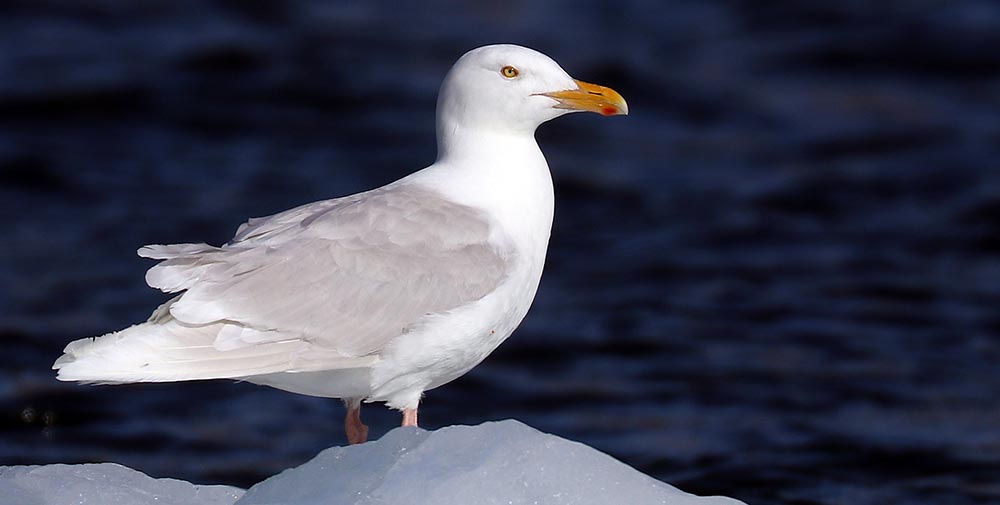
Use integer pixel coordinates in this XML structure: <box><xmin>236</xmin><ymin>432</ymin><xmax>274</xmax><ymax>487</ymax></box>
<box><xmin>138</xmin><ymin>243</ymin><xmax>219</xmax><ymax>259</ymax></box>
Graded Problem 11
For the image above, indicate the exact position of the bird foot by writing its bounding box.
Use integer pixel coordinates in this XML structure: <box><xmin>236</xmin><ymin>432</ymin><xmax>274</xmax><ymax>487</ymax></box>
<box><xmin>345</xmin><ymin>404</ymin><xmax>369</xmax><ymax>444</ymax></box>
<box><xmin>402</xmin><ymin>408</ymin><xmax>418</xmax><ymax>427</ymax></box>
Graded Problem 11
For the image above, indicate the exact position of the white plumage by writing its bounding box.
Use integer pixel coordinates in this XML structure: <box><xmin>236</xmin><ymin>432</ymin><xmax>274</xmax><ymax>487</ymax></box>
<box><xmin>54</xmin><ymin>44</ymin><xmax>627</xmax><ymax>438</ymax></box>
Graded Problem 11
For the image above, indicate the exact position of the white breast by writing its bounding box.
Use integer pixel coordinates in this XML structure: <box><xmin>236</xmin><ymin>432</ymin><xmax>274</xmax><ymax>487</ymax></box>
<box><xmin>366</xmin><ymin>131</ymin><xmax>555</xmax><ymax>410</ymax></box>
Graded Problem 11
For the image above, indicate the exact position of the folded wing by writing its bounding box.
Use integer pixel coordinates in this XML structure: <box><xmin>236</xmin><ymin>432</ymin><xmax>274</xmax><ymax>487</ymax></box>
<box><xmin>140</xmin><ymin>184</ymin><xmax>512</xmax><ymax>358</ymax></box>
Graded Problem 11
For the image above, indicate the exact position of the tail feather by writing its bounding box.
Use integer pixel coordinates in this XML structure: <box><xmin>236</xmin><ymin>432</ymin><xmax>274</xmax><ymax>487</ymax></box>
<box><xmin>56</xmin><ymin>243</ymin><xmax>378</xmax><ymax>385</ymax></box>
<box><xmin>54</xmin><ymin>318</ymin><xmax>376</xmax><ymax>384</ymax></box>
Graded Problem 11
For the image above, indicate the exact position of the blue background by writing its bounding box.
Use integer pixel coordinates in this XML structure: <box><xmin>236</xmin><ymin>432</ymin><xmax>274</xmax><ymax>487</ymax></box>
<box><xmin>2</xmin><ymin>1</ymin><xmax>999</xmax><ymax>504</ymax></box>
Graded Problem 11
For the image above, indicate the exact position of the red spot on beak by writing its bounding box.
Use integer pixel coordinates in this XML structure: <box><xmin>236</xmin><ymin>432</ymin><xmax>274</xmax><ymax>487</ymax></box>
<box><xmin>601</xmin><ymin>107</ymin><xmax>618</xmax><ymax>116</ymax></box>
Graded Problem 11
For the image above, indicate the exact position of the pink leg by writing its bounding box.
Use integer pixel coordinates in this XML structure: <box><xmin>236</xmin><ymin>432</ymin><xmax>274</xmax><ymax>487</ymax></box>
<box><xmin>401</xmin><ymin>407</ymin><xmax>418</xmax><ymax>427</ymax></box>
<box><xmin>344</xmin><ymin>400</ymin><xmax>368</xmax><ymax>445</ymax></box>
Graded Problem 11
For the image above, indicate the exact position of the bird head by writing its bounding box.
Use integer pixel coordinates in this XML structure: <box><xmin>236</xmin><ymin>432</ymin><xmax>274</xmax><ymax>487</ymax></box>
<box><xmin>436</xmin><ymin>44</ymin><xmax>628</xmax><ymax>136</ymax></box>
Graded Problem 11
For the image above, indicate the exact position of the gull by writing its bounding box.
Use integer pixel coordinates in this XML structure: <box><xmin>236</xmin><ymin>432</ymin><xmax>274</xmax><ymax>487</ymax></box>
<box><xmin>53</xmin><ymin>44</ymin><xmax>627</xmax><ymax>444</ymax></box>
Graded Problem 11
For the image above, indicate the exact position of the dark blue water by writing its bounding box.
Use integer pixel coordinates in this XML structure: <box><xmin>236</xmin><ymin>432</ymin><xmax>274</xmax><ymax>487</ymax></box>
<box><xmin>2</xmin><ymin>1</ymin><xmax>999</xmax><ymax>504</ymax></box>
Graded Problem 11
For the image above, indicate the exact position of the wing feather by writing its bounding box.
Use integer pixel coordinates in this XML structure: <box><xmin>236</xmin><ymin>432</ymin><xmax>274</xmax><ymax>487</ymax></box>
<box><xmin>141</xmin><ymin>184</ymin><xmax>512</xmax><ymax>358</ymax></box>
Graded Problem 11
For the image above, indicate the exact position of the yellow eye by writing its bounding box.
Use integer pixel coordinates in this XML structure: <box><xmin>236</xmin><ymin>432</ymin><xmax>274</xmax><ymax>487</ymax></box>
<box><xmin>500</xmin><ymin>65</ymin><xmax>519</xmax><ymax>78</ymax></box>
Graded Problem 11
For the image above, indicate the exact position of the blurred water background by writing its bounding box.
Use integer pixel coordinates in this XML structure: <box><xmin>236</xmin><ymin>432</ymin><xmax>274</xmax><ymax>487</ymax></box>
<box><xmin>2</xmin><ymin>1</ymin><xmax>999</xmax><ymax>504</ymax></box>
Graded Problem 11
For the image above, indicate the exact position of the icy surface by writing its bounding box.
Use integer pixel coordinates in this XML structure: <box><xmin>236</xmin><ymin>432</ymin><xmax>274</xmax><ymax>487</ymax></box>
<box><xmin>0</xmin><ymin>421</ymin><xmax>744</xmax><ymax>505</ymax></box>
<box><xmin>236</xmin><ymin>420</ymin><xmax>744</xmax><ymax>505</ymax></box>
<box><xmin>0</xmin><ymin>463</ymin><xmax>243</xmax><ymax>505</ymax></box>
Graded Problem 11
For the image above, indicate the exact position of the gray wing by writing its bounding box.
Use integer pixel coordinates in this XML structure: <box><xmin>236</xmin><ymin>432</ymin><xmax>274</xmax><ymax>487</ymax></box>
<box><xmin>138</xmin><ymin>184</ymin><xmax>512</xmax><ymax>357</ymax></box>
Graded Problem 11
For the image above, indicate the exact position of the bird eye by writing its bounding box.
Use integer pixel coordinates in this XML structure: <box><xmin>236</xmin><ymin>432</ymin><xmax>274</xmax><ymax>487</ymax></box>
<box><xmin>500</xmin><ymin>66</ymin><xmax>519</xmax><ymax>78</ymax></box>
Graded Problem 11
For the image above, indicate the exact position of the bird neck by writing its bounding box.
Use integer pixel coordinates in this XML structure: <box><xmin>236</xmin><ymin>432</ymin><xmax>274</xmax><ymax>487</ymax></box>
<box><xmin>412</xmin><ymin>127</ymin><xmax>554</xmax><ymax>252</ymax></box>
<box><xmin>430</xmin><ymin>128</ymin><xmax>551</xmax><ymax>206</ymax></box>
<box><xmin>435</xmin><ymin>122</ymin><xmax>539</xmax><ymax>163</ymax></box>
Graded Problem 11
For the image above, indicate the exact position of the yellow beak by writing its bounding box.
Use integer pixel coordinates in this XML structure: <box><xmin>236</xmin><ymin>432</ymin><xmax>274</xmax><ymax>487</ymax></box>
<box><xmin>538</xmin><ymin>79</ymin><xmax>629</xmax><ymax>116</ymax></box>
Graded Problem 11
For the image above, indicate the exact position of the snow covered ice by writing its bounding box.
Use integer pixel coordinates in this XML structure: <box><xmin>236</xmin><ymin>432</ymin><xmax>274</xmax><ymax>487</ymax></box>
<box><xmin>0</xmin><ymin>463</ymin><xmax>243</xmax><ymax>505</ymax></box>
<box><xmin>1</xmin><ymin>420</ymin><xmax>745</xmax><ymax>505</ymax></box>
<box><xmin>238</xmin><ymin>420</ymin><xmax>744</xmax><ymax>505</ymax></box>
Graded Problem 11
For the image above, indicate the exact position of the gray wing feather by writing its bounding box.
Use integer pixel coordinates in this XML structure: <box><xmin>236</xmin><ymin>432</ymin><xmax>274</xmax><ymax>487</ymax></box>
<box><xmin>139</xmin><ymin>184</ymin><xmax>511</xmax><ymax>357</ymax></box>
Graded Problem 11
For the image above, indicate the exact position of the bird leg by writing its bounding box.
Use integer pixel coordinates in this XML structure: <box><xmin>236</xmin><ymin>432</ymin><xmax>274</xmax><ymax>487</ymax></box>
<box><xmin>402</xmin><ymin>408</ymin><xmax>418</xmax><ymax>427</ymax></box>
<box><xmin>344</xmin><ymin>401</ymin><xmax>368</xmax><ymax>445</ymax></box>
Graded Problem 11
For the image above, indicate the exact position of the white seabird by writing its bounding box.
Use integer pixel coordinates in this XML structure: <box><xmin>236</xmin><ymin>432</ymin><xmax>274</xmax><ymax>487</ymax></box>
<box><xmin>53</xmin><ymin>44</ymin><xmax>628</xmax><ymax>444</ymax></box>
